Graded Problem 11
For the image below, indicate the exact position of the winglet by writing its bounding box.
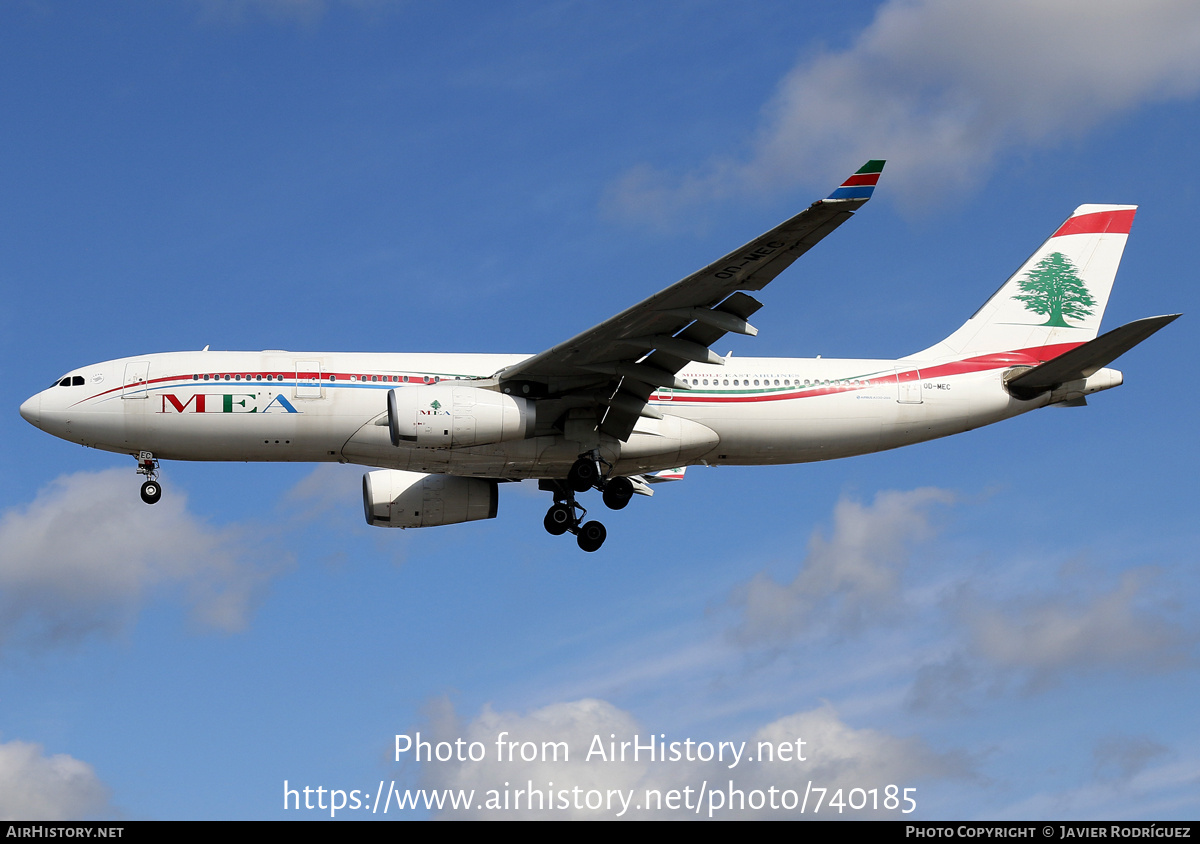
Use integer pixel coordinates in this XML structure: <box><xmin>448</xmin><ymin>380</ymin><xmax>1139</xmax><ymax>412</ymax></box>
<box><xmin>827</xmin><ymin>160</ymin><xmax>886</xmax><ymax>200</ymax></box>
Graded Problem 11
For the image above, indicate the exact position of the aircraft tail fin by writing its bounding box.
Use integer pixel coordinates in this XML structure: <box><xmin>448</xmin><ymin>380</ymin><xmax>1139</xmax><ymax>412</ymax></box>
<box><xmin>911</xmin><ymin>205</ymin><xmax>1137</xmax><ymax>360</ymax></box>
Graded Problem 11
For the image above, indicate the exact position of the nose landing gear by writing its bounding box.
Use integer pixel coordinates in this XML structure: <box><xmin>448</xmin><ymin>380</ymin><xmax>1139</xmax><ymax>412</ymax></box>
<box><xmin>136</xmin><ymin>452</ymin><xmax>162</xmax><ymax>505</ymax></box>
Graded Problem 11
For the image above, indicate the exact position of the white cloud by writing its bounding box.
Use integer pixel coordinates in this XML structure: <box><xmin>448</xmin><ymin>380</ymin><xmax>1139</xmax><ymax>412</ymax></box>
<box><xmin>411</xmin><ymin>697</ymin><xmax>964</xmax><ymax>819</ymax></box>
<box><xmin>607</xmin><ymin>0</ymin><xmax>1200</xmax><ymax>217</ymax></box>
<box><xmin>0</xmin><ymin>470</ymin><xmax>290</xmax><ymax>649</ymax></box>
<box><xmin>1093</xmin><ymin>734</ymin><xmax>1169</xmax><ymax>782</ymax></box>
<box><xmin>418</xmin><ymin>698</ymin><xmax>646</xmax><ymax>819</ymax></box>
<box><xmin>0</xmin><ymin>740</ymin><xmax>110</xmax><ymax>821</ymax></box>
<box><xmin>909</xmin><ymin>565</ymin><xmax>1195</xmax><ymax>710</ymax></box>
<box><xmin>964</xmin><ymin>569</ymin><xmax>1193</xmax><ymax>689</ymax></box>
<box><xmin>991</xmin><ymin>749</ymin><xmax>1200</xmax><ymax>821</ymax></box>
<box><xmin>733</xmin><ymin>487</ymin><xmax>953</xmax><ymax>644</ymax></box>
<box><xmin>284</xmin><ymin>462</ymin><xmax>366</xmax><ymax>524</ymax></box>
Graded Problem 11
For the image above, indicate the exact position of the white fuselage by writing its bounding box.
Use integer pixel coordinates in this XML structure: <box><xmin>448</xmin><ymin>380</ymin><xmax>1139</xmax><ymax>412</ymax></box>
<box><xmin>22</xmin><ymin>346</ymin><xmax>1113</xmax><ymax>479</ymax></box>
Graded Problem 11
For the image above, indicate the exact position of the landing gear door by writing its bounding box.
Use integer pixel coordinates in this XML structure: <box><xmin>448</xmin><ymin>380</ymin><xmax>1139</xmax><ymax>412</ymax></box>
<box><xmin>295</xmin><ymin>360</ymin><xmax>323</xmax><ymax>399</ymax></box>
<box><xmin>122</xmin><ymin>361</ymin><xmax>150</xmax><ymax>399</ymax></box>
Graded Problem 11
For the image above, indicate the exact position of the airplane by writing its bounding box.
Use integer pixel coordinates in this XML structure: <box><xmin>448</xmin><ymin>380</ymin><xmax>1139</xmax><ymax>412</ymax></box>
<box><xmin>19</xmin><ymin>161</ymin><xmax>1179</xmax><ymax>552</ymax></box>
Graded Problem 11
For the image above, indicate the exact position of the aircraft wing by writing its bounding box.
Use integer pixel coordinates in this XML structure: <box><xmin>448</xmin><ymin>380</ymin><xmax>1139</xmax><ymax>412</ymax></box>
<box><xmin>497</xmin><ymin>160</ymin><xmax>885</xmax><ymax>440</ymax></box>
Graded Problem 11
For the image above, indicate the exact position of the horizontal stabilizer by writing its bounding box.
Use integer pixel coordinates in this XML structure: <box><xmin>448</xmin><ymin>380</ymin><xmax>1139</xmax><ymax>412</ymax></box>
<box><xmin>644</xmin><ymin>466</ymin><xmax>686</xmax><ymax>483</ymax></box>
<box><xmin>1006</xmin><ymin>314</ymin><xmax>1180</xmax><ymax>399</ymax></box>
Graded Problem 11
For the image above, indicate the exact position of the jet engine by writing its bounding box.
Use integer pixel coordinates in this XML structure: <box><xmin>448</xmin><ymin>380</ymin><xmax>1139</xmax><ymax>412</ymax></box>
<box><xmin>388</xmin><ymin>385</ymin><xmax>533</xmax><ymax>448</ymax></box>
<box><xmin>362</xmin><ymin>469</ymin><xmax>498</xmax><ymax>528</ymax></box>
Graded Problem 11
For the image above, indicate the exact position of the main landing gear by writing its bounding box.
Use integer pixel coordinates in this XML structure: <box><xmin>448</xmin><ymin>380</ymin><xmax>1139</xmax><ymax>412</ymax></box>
<box><xmin>541</xmin><ymin>454</ymin><xmax>635</xmax><ymax>552</ymax></box>
<box><xmin>136</xmin><ymin>451</ymin><xmax>162</xmax><ymax>505</ymax></box>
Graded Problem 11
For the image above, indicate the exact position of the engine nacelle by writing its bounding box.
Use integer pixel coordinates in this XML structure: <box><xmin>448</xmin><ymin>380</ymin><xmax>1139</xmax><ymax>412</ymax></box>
<box><xmin>362</xmin><ymin>469</ymin><xmax>498</xmax><ymax>528</ymax></box>
<box><xmin>388</xmin><ymin>385</ymin><xmax>533</xmax><ymax>448</ymax></box>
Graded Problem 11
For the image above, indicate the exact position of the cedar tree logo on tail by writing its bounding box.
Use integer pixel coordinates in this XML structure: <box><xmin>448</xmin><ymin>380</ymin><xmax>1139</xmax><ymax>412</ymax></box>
<box><xmin>1013</xmin><ymin>251</ymin><xmax>1097</xmax><ymax>328</ymax></box>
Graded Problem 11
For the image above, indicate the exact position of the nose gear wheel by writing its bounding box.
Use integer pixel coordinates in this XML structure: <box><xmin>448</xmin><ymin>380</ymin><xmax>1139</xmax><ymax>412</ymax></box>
<box><xmin>135</xmin><ymin>452</ymin><xmax>162</xmax><ymax>505</ymax></box>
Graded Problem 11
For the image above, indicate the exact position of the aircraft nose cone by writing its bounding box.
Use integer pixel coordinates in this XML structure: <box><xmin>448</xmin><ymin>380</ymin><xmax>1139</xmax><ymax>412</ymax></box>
<box><xmin>19</xmin><ymin>394</ymin><xmax>41</xmax><ymax>428</ymax></box>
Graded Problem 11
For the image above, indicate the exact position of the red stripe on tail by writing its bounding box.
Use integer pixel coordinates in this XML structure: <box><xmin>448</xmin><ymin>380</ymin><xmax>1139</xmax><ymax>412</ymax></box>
<box><xmin>841</xmin><ymin>173</ymin><xmax>881</xmax><ymax>187</ymax></box>
<box><xmin>1053</xmin><ymin>209</ymin><xmax>1135</xmax><ymax>237</ymax></box>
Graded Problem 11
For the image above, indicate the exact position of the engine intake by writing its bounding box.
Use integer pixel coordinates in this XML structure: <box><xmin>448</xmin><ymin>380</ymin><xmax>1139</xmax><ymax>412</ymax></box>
<box><xmin>388</xmin><ymin>385</ymin><xmax>533</xmax><ymax>448</ymax></box>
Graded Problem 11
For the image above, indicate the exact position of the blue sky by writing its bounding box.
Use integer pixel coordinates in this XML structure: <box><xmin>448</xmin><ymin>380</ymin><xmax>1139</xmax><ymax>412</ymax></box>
<box><xmin>1</xmin><ymin>0</ymin><xmax>1198</xmax><ymax>820</ymax></box>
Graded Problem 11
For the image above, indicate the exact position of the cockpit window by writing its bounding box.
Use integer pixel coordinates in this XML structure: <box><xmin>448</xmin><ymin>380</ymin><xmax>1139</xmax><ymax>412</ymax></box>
<box><xmin>53</xmin><ymin>375</ymin><xmax>87</xmax><ymax>387</ymax></box>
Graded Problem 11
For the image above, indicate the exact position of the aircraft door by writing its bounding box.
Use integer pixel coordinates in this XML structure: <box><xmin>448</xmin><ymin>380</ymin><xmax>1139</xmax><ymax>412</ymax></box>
<box><xmin>895</xmin><ymin>367</ymin><xmax>923</xmax><ymax>404</ymax></box>
<box><xmin>294</xmin><ymin>360</ymin><xmax>323</xmax><ymax>399</ymax></box>
<box><xmin>122</xmin><ymin>361</ymin><xmax>150</xmax><ymax>398</ymax></box>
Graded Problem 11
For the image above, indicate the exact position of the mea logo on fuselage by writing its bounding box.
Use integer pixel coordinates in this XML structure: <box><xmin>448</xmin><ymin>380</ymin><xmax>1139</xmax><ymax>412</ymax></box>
<box><xmin>158</xmin><ymin>393</ymin><xmax>301</xmax><ymax>414</ymax></box>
